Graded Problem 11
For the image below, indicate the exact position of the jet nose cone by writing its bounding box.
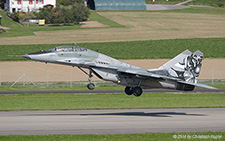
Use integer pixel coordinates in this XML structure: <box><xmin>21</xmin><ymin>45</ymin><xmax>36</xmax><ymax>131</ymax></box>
<box><xmin>22</xmin><ymin>54</ymin><xmax>31</xmax><ymax>60</ymax></box>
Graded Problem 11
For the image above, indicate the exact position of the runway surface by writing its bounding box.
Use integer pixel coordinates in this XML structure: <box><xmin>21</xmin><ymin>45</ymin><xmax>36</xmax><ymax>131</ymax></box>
<box><xmin>0</xmin><ymin>108</ymin><xmax>225</xmax><ymax>135</ymax></box>
<box><xmin>0</xmin><ymin>88</ymin><xmax>224</xmax><ymax>95</ymax></box>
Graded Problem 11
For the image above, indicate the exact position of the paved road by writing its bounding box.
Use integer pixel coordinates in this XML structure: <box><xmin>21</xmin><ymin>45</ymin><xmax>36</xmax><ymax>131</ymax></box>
<box><xmin>0</xmin><ymin>88</ymin><xmax>224</xmax><ymax>95</ymax></box>
<box><xmin>0</xmin><ymin>108</ymin><xmax>225</xmax><ymax>135</ymax></box>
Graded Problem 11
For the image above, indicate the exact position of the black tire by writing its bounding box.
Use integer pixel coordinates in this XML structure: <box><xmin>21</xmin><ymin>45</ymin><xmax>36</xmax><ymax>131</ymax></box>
<box><xmin>124</xmin><ymin>86</ymin><xmax>133</xmax><ymax>95</ymax></box>
<box><xmin>133</xmin><ymin>87</ymin><xmax>143</xmax><ymax>97</ymax></box>
<box><xmin>87</xmin><ymin>83</ymin><xmax>95</xmax><ymax>90</ymax></box>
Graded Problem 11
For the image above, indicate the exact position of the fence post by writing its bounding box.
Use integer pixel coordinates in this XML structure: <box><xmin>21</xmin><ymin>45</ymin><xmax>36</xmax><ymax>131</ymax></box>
<box><xmin>23</xmin><ymin>71</ymin><xmax>25</xmax><ymax>87</ymax></box>
<box><xmin>70</xmin><ymin>70</ymin><xmax>72</xmax><ymax>88</ymax></box>
<box><xmin>47</xmin><ymin>71</ymin><xmax>49</xmax><ymax>87</ymax></box>
<box><xmin>0</xmin><ymin>71</ymin><xmax>1</xmax><ymax>87</ymax></box>
<box><xmin>212</xmin><ymin>68</ymin><xmax>214</xmax><ymax>85</ymax></box>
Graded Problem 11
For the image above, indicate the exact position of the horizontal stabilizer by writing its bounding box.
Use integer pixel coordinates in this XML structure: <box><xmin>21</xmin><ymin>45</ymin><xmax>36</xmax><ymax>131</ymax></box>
<box><xmin>195</xmin><ymin>83</ymin><xmax>218</xmax><ymax>90</ymax></box>
<box><xmin>178</xmin><ymin>80</ymin><xmax>218</xmax><ymax>90</ymax></box>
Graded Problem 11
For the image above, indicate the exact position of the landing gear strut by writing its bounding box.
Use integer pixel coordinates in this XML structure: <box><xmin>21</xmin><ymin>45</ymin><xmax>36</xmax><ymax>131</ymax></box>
<box><xmin>78</xmin><ymin>67</ymin><xmax>95</xmax><ymax>90</ymax></box>
<box><xmin>87</xmin><ymin>69</ymin><xmax>95</xmax><ymax>90</ymax></box>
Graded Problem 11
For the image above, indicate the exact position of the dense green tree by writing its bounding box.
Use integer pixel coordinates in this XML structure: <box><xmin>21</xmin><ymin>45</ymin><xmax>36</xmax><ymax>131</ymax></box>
<box><xmin>37</xmin><ymin>2</ymin><xmax>90</xmax><ymax>24</ymax></box>
<box><xmin>37</xmin><ymin>8</ymin><xmax>55</xmax><ymax>24</ymax></box>
<box><xmin>0</xmin><ymin>0</ymin><xmax>4</xmax><ymax>9</ymax></box>
<box><xmin>71</xmin><ymin>3</ymin><xmax>89</xmax><ymax>23</ymax></box>
<box><xmin>57</xmin><ymin>0</ymin><xmax>83</xmax><ymax>6</ymax></box>
<box><xmin>60</xmin><ymin>7</ymin><xmax>74</xmax><ymax>23</ymax></box>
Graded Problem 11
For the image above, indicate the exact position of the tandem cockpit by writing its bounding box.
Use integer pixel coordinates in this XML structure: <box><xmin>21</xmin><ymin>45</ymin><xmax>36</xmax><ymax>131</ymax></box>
<box><xmin>48</xmin><ymin>44</ymin><xmax>88</xmax><ymax>53</ymax></box>
<box><xmin>26</xmin><ymin>44</ymin><xmax>87</xmax><ymax>56</ymax></box>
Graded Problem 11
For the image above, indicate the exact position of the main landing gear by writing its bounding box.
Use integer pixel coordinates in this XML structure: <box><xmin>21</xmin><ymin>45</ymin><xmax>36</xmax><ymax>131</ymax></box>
<box><xmin>124</xmin><ymin>86</ymin><xmax>143</xmax><ymax>97</ymax></box>
<box><xmin>78</xmin><ymin>67</ymin><xmax>95</xmax><ymax>90</ymax></box>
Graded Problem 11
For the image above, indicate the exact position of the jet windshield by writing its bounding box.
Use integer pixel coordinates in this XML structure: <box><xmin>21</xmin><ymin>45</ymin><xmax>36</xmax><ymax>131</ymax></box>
<box><xmin>47</xmin><ymin>46</ymin><xmax>87</xmax><ymax>52</ymax></box>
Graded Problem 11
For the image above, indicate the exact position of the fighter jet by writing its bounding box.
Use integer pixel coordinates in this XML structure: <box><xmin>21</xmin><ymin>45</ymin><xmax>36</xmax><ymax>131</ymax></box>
<box><xmin>22</xmin><ymin>44</ymin><xmax>216</xmax><ymax>96</ymax></box>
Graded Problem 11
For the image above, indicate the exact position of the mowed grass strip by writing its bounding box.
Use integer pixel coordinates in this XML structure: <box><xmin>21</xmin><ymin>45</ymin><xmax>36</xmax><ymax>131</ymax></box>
<box><xmin>0</xmin><ymin>85</ymin><xmax>124</xmax><ymax>91</ymax></box>
<box><xmin>1</xmin><ymin>38</ymin><xmax>225</xmax><ymax>61</ymax></box>
<box><xmin>0</xmin><ymin>10</ymin><xmax>123</xmax><ymax>37</ymax></box>
<box><xmin>0</xmin><ymin>132</ymin><xmax>224</xmax><ymax>140</ymax></box>
<box><xmin>89</xmin><ymin>11</ymin><xmax>124</xmax><ymax>28</ymax></box>
<box><xmin>187</xmin><ymin>0</ymin><xmax>225</xmax><ymax>8</ymax></box>
<box><xmin>159</xmin><ymin>6</ymin><xmax>225</xmax><ymax>15</ymax></box>
<box><xmin>0</xmin><ymin>93</ymin><xmax>224</xmax><ymax>111</ymax></box>
<box><xmin>146</xmin><ymin>0</ymin><xmax>184</xmax><ymax>4</ymax></box>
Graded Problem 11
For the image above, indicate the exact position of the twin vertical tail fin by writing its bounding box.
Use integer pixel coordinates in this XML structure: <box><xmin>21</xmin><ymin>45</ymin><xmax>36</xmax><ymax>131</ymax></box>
<box><xmin>159</xmin><ymin>49</ymin><xmax>203</xmax><ymax>83</ymax></box>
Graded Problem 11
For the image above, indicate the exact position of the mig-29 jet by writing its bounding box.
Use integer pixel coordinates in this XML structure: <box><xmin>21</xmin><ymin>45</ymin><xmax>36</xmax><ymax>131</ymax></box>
<box><xmin>22</xmin><ymin>44</ymin><xmax>216</xmax><ymax>96</ymax></box>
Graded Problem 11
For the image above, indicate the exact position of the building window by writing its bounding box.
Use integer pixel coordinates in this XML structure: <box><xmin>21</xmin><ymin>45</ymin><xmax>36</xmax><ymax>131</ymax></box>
<box><xmin>38</xmin><ymin>0</ymin><xmax>44</xmax><ymax>4</ymax></box>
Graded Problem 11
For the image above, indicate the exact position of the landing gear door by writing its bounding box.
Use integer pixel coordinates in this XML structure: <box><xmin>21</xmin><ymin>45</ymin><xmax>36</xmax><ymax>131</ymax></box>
<box><xmin>91</xmin><ymin>68</ymin><xmax>119</xmax><ymax>82</ymax></box>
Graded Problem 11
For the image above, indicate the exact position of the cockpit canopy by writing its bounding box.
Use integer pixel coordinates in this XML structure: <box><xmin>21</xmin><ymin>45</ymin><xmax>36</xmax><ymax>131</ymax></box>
<box><xmin>47</xmin><ymin>46</ymin><xmax>88</xmax><ymax>52</ymax></box>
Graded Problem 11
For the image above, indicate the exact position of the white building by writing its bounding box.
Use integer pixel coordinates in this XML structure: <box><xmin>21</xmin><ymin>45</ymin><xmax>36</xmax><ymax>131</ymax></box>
<box><xmin>4</xmin><ymin>0</ymin><xmax>56</xmax><ymax>13</ymax></box>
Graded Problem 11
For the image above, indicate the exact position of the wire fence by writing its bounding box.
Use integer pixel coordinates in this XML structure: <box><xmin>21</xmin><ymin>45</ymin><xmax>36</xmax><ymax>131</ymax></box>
<box><xmin>0</xmin><ymin>81</ymin><xmax>119</xmax><ymax>88</ymax></box>
<box><xmin>0</xmin><ymin>70</ymin><xmax>117</xmax><ymax>88</ymax></box>
<box><xmin>0</xmin><ymin>70</ymin><xmax>224</xmax><ymax>88</ymax></box>
<box><xmin>0</xmin><ymin>80</ymin><xmax>224</xmax><ymax>88</ymax></box>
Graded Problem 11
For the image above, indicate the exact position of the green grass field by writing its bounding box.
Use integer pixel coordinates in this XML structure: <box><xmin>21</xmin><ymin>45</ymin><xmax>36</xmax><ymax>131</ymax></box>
<box><xmin>145</xmin><ymin>0</ymin><xmax>225</xmax><ymax>7</ymax></box>
<box><xmin>0</xmin><ymin>38</ymin><xmax>225</xmax><ymax>61</ymax></box>
<box><xmin>186</xmin><ymin>0</ymin><xmax>225</xmax><ymax>7</ymax></box>
<box><xmin>160</xmin><ymin>6</ymin><xmax>225</xmax><ymax>15</ymax></box>
<box><xmin>146</xmin><ymin>0</ymin><xmax>184</xmax><ymax>4</ymax></box>
<box><xmin>98</xmin><ymin>6</ymin><xmax>225</xmax><ymax>15</ymax></box>
<box><xmin>0</xmin><ymin>132</ymin><xmax>224</xmax><ymax>140</ymax></box>
<box><xmin>0</xmin><ymin>10</ymin><xmax>123</xmax><ymax>37</ymax></box>
<box><xmin>0</xmin><ymin>80</ymin><xmax>224</xmax><ymax>90</ymax></box>
<box><xmin>89</xmin><ymin>10</ymin><xmax>124</xmax><ymax>28</ymax></box>
<box><xmin>0</xmin><ymin>93</ymin><xmax>224</xmax><ymax>111</ymax></box>
<box><xmin>0</xmin><ymin>83</ymin><xmax>124</xmax><ymax>91</ymax></box>
<box><xmin>1</xmin><ymin>6</ymin><xmax>225</xmax><ymax>38</ymax></box>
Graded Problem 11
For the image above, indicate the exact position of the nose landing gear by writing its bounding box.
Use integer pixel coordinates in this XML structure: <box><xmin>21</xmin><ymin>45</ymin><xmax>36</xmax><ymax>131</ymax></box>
<box><xmin>87</xmin><ymin>69</ymin><xmax>95</xmax><ymax>90</ymax></box>
<box><xmin>78</xmin><ymin>67</ymin><xmax>95</xmax><ymax>90</ymax></box>
<box><xmin>87</xmin><ymin>83</ymin><xmax>95</xmax><ymax>90</ymax></box>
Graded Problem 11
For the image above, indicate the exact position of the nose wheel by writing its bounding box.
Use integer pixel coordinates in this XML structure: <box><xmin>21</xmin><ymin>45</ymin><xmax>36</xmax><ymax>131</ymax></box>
<box><xmin>78</xmin><ymin>67</ymin><xmax>96</xmax><ymax>90</ymax></box>
<box><xmin>87</xmin><ymin>69</ymin><xmax>95</xmax><ymax>90</ymax></box>
<box><xmin>87</xmin><ymin>83</ymin><xmax>95</xmax><ymax>90</ymax></box>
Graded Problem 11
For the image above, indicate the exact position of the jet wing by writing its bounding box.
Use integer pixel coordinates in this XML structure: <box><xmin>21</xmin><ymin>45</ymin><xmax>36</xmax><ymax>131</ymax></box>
<box><xmin>116</xmin><ymin>67</ymin><xmax>180</xmax><ymax>81</ymax></box>
<box><xmin>116</xmin><ymin>67</ymin><xmax>217</xmax><ymax>90</ymax></box>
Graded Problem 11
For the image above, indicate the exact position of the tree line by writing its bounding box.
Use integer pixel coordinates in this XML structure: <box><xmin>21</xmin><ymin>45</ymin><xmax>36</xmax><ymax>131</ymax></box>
<box><xmin>37</xmin><ymin>0</ymin><xmax>89</xmax><ymax>24</ymax></box>
<box><xmin>4</xmin><ymin>0</ymin><xmax>90</xmax><ymax>25</ymax></box>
